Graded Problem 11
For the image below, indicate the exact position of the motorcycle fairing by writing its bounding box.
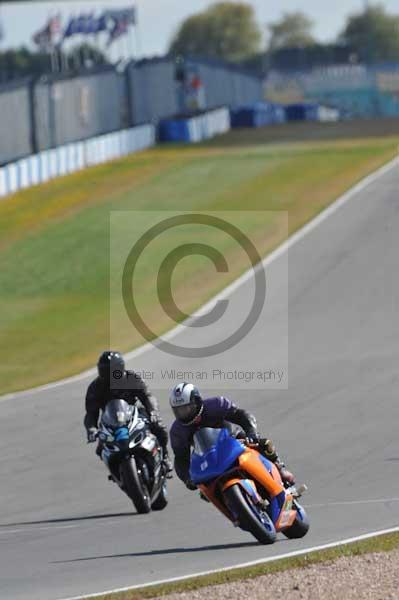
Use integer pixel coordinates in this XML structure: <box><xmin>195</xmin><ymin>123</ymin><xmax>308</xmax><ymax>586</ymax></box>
<box><xmin>190</xmin><ymin>428</ymin><xmax>245</xmax><ymax>484</ymax></box>
<box><xmin>114</xmin><ymin>427</ymin><xmax>129</xmax><ymax>442</ymax></box>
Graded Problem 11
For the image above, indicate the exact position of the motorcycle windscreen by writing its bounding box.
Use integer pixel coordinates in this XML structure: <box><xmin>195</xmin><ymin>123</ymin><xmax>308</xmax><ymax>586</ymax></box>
<box><xmin>102</xmin><ymin>399</ymin><xmax>134</xmax><ymax>429</ymax></box>
<box><xmin>190</xmin><ymin>428</ymin><xmax>245</xmax><ymax>484</ymax></box>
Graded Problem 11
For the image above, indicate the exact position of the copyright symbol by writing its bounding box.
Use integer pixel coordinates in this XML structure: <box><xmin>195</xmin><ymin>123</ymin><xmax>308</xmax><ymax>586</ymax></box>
<box><xmin>122</xmin><ymin>214</ymin><xmax>266</xmax><ymax>358</ymax></box>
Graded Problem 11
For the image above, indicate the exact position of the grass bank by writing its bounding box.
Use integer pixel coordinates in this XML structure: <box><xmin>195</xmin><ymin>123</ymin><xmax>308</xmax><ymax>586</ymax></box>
<box><xmin>0</xmin><ymin>131</ymin><xmax>398</xmax><ymax>394</ymax></box>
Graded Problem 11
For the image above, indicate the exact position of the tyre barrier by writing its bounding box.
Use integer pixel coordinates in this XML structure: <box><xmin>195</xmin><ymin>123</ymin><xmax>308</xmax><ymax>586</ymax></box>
<box><xmin>158</xmin><ymin>107</ymin><xmax>230</xmax><ymax>143</ymax></box>
<box><xmin>230</xmin><ymin>102</ymin><xmax>286</xmax><ymax>128</ymax></box>
<box><xmin>285</xmin><ymin>103</ymin><xmax>340</xmax><ymax>122</ymax></box>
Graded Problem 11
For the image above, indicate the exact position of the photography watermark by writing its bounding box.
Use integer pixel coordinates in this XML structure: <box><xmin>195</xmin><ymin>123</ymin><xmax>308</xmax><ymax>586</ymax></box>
<box><xmin>111</xmin><ymin>368</ymin><xmax>285</xmax><ymax>385</ymax></box>
<box><xmin>110</xmin><ymin>211</ymin><xmax>288</xmax><ymax>390</ymax></box>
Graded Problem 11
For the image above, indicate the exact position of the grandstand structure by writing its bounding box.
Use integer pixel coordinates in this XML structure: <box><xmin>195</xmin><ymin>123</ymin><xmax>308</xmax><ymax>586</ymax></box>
<box><xmin>265</xmin><ymin>63</ymin><xmax>399</xmax><ymax>118</ymax></box>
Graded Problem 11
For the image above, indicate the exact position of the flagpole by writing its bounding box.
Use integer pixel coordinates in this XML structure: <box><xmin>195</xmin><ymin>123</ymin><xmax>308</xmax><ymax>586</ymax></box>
<box><xmin>93</xmin><ymin>11</ymin><xmax>102</xmax><ymax>66</ymax></box>
<box><xmin>128</xmin><ymin>27</ymin><xmax>135</xmax><ymax>61</ymax></box>
<box><xmin>124</xmin><ymin>27</ymin><xmax>131</xmax><ymax>61</ymax></box>
<box><xmin>134</xmin><ymin>0</ymin><xmax>142</xmax><ymax>57</ymax></box>
<box><xmin>119</xmin><ymin>35</ymin><xmax>124</xmax><ymax>64</ymax></box>
<box><xmin>53</xmin><ymin>12</ymin><xmax>62</xmax><ymax>73</ymax></box>
<box><xmin>128</xmin><ymin>7</ymin><xmax>135</xmax><ymax>61</ymax></box>
<box><xmin>60</xmin><ymin>15</ymin><xmax>68</xmax><ymax>73</ymax></box>
<box><xmin>0</xmin><ymin>5</ymin><xmax>4</xmax><ymax>83</ymax></box>
<box><xmin>0</xmin><ymin>4</ymin><xmax>4</xmax><ymax>54</ymax></box>
<box><xmin>47</xmin><ymin>10</ymin><xmax>55</xmax><ymax>74</ymax></box>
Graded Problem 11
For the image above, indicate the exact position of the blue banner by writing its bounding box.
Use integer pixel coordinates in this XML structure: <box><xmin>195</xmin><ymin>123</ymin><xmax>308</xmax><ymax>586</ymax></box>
<box><xmin>62</xmin><ymin>8</ymin><xmax>135</xmax><ymax>41</ymax></box>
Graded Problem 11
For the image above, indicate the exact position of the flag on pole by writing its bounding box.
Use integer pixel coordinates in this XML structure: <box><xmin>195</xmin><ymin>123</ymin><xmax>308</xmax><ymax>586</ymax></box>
<box><xmin>93</xmin><ymin>14</ymin><xmax>108</xmax><ymax>34</ymax></box>
<box><xmin>49</xmin><ymin>14</ymin><xmax>62</xmax><ymax>38</ymax></box>
<box><xmin>60</xmin><ymin>8</ymin><xmax>136</xmax><ymax>45</ymax></box>
<box><xmin>75</xmin><ymin>14</ymin><xmax>91</xmax><ymax>35</ymax></box>
<box><xmin>107</xmin><ymin>8</ymin><xmax>136</xmax><ymax>46</ymax></box>
<box><xmin>0</xmin><ymin>10</ymin><xmax>4</xmax><ymax>43</ymax></box>
<box><xmin>108</xmin><ymin>19</ymin><xmax>129</xmax><ymax>46</ymax></box>
<box><xmin>33</xmin><ymin>15</ymin><xmax>61</xmax><ymax>51</ymax></box>
<box><xmin>63</xmin><ymin>16</ymin><xmax>79</xmax><ymax>39</ymax></box>
<box><xmin>84</xmin><ymin>13</ymin><xmax>97</xmax><ymax>35</ymax></box>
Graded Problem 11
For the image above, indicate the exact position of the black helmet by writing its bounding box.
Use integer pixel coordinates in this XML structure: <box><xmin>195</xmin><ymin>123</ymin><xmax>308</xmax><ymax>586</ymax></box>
<box><xmin>169</xmin><ymin>382</ymin><xmax>203</xmax><ymax>425</ymax></box>
<box><xmin>97</xmin><ymin>351</ymin><xmax>125</xmax><ymax>381</ymax></box>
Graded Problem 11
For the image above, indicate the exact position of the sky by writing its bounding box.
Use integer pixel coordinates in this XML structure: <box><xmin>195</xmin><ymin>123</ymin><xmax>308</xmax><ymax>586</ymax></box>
<box><xmin>0</xmin><ymin>0</ymin><xmax>398</xmax><ymax>59</ymax></box>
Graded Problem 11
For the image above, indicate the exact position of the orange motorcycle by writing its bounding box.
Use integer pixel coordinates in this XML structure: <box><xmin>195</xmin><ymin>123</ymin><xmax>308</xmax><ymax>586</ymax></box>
<box><xmin>190</xmin><ymin>428</ymin><xmax>309</xmax><ymax>544</ymax></box>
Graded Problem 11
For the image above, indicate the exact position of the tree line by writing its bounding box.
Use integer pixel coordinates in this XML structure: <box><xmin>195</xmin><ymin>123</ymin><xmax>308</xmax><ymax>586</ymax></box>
<box><xmin>0</xmin><ymin>44</ymin><xmax>109</xmax><ymax>84</ymax></box>
<box><xmin>169</xmin><ymin>2</ymin><xmax>399</xmax><ymax>71</ymax></box>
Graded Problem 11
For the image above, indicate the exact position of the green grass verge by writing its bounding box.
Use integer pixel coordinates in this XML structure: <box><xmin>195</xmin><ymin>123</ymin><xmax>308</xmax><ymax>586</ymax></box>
<box><xmin>0</xmin><ymin>131</ymin><xmax>398</xmax><ymax>394</ymax></box>
<box><xmin>76</xmin><ymin>530</ymin><xmax>399</xmax><ymax>600</ymax></box>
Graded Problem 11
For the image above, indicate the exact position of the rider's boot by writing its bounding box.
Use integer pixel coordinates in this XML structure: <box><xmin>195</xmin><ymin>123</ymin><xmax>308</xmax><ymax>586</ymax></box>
<box><xmin>260</xmin><ymin>439</ymin><xmax>295</xmax><ymax>487</ymax></box>
<box><xmin>95</xmin><ymin>440</ymin><xmax>103</xmax><ymax>458</ymax></box>
<box><xmin>163</xmin><ymin>452</ymin><xmax>173</xmax><ymax>478</ymax></box>
<box><xmin>275</xmin><ymin>458</ymin><xmax>295</xmax><ymax>487</ymax></box>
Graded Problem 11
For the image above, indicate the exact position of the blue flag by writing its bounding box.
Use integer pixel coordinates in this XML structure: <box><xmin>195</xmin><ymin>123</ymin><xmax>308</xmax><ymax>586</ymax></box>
<box><xmin>93</xmin><ymin>14</ymin><xmax>108</xmax><ymax>34</ymax></box>
<box><xmin>63</xmin><ymin>17</ymin><xmax>79</xmax><ymax>39</ymax></box>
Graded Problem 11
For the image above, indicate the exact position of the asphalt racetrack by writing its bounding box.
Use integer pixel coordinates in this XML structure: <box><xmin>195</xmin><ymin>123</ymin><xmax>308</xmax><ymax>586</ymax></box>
<box><xmin>1</xmin><ymin>161</ymin><xmax>398</xmax><ymax>600</ymax></box>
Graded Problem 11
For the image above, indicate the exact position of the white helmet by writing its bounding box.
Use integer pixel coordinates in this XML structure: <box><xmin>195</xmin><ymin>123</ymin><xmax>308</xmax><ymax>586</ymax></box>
<box><xmin>169</xmin><ymin>382</ymin><xmax>203</xmax><ymax>425</ymax></box>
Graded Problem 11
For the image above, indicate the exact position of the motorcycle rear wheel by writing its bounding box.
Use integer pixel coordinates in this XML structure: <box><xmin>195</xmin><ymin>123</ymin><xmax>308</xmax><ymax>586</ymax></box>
<box><xmin>224</xmin><ymin>484</ymin><xmax>276</xmax><ymax>545</ymax></box>
<box><xmin>120</xmin><ymin>458</ymin><xmax>151</xmax><ymax>514</ymax></box>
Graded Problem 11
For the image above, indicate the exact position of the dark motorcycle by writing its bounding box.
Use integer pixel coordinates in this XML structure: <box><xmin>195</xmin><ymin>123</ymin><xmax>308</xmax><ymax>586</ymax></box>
<box><xmin>98</xmin><ymin>399</ymin><xmax>168</xmax><ymax>514</ymax></box>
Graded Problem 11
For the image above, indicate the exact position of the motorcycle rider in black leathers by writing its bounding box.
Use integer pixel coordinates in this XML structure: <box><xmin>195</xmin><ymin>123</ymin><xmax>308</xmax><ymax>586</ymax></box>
<box><xmin>84</xmin><ymin>351</ymin><xmax>172</xmax><ymax>474</ymax></box>
<box><xmin>169</xmin><ymin>382</ymin><xmax>294</xmax><ymax>489</ymax></box>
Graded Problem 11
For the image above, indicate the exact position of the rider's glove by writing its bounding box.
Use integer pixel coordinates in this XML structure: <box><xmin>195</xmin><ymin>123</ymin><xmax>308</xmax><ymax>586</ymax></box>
<box><xmin>149</xmin><ymin>412</ymin><xmax>158</xmax><ymax>425</ymax></box>
<box><xmin>246</xmin><ymin>431</ymin><xmax>260</xmax><ymax>445</ymax></box>
<box><xmin>185</xmin><ymin>479</ymin><xmax>197</xmax><ymax>491</ymax></box>
<box><xmin>261</xmin><ymin>438</ymin><xmax>278</xmax><ymax>461</ymax></box>
<box><xmin>87</xmin><ymin>427</ymin><xmax>98</xmax><ymax>443</ymax></box>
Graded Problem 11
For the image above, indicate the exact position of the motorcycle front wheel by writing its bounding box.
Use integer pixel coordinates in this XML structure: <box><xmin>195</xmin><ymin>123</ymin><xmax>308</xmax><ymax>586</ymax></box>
<box><xmin>151</xmin><ymin>482</ymin><xmax>168</xmax><ymax>511</ymax></box>
<box><xmin>224</xmin><ymin>484</ymin><xmax>276</xmax><ymax>545</ymax></box>
<box><xmin>120</xmin><ymin>457</ymin><xmax>151</xmax><ymax>514</ymax></box>
<box><xmin>282</xmin><ymin>502</ymin><xmax>310</xmax><ymax>539</ymax></box>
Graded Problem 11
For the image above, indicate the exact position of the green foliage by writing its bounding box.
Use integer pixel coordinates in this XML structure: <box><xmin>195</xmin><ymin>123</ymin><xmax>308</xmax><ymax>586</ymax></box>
<box><xmin>339</xmin><ymin>3</ymin><xmax>399</xmax><ymax>63</ymax></box>
<box><xmin>0</xmin><ymin>46</ymin><xmax>51</xmax><ymax>81</ymax></box>
<box><xmin>66</xmin><ymin>43</ymin><xmax>108</xmax><ymax>70</ymax></box>
<box><xmin>0</xmin><ymin>44</ymin><xmax>109</xmax><ymax>83</ymax></box>
<box><xmin>169</xmin><ymin>2</ymin><xmax>262</xmax><ymax>63</ymax></box>
<box><xmin>268</xmin><ymin>12</ymin><xmax>316</xmax><ymax>51</ymax></box>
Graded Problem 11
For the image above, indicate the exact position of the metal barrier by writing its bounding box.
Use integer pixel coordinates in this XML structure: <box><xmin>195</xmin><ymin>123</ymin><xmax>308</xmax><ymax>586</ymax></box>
<box><xmin>193</xmin><ymin>60</ymin><xmax>263</xmax><ymax>109</ymax></box>
<box><xmin>0</xmin><ymin>79</ymin><xmax>33</xmax><ymax>164</ymax></box>
<box><xmin>34</xmin><ymin>68</ymin><xmax>125</xmax><ymax>151</ymax></box>
<box><xmin>0</xmin><ymin>124</ymin><xmax>155</xmax><ymax>198</ymax></box>
<box><xmin>0</xmin><ymin>59</ymin><xmax>264</xmax><ymax>166</ymax></box>
<box><xmin>126</xmin><ymin>59</ymin><xmax>179</xmax><ymax>125</ymax></box>
<box><xmin>126</xmin><ymin>57</ymin><xmax>263</xmax><ymax>126</ymax></box>
<box><xmin>0</xmin><ymin>68</ymin><xmax>126</xmax><ymax>166</ymax></box>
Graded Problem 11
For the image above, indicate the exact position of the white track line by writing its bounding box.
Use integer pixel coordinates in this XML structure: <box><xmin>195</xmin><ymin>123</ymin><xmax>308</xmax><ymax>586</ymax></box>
<box><xmin>1</xmin><ymin>155</ymin><xmax>398</xmax><ymax>404</ymax></box>
<box><xmin>306</xmin><ymin>497</ymin><xmax>399</xmax><ymax>509</ymax></box>
<box><xmin>59</xmin><ymin>525</ymin><xmax>399</xmax><ymax>600</ymax></box>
